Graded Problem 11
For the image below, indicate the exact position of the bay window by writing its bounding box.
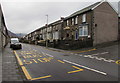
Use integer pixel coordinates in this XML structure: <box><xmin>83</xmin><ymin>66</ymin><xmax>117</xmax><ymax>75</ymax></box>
<box><xmin>79</xmin><ymin>25</ymin><xmax>88</xmax><ymax>36</ymax></box>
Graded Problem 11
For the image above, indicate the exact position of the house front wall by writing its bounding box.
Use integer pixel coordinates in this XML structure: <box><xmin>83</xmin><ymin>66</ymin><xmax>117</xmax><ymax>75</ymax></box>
<box><xmin>52</xmin><ymin>21</ymin><xmax>62</xmax><ymax>40</ymax></box>
<box><xmin>0</xmin><ymin>8</ymin><xmax>2</xmax><ymax>53</ymax></box>
<box><xmin>118</xmin><ymin>17</ymin><xmax>120</xmax><ymax>40</ymax></box>
<box><xmin>93</xmin><ymin>2</ymin><xmax>118</xmax><ymax>45</ymax></box>
<box><xmin>63</xmin><ymin>11</ymin><xmax>93</xmax><ymax>41</ymax></box>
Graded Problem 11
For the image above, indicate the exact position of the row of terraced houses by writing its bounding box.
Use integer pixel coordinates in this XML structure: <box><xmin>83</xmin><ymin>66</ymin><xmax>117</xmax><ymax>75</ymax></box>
<box><xmin>23</xmin><ymin>1</ymin><xmax>119</xmax><ymax>49</ymax></box>
<box><xmin>0</xmin><ymin>4</ymin><xmax>9</xmax><ymax>53</ymax></box>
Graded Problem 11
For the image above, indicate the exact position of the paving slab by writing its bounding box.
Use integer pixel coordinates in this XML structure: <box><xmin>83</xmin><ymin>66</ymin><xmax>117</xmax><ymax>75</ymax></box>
<box><xmin>2</xmin><ymin>44</ymin><xmax>26</xmax><ymax>83</ymax></box>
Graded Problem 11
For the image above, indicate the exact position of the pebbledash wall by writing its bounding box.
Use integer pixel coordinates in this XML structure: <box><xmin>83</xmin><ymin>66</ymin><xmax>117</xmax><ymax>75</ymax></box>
<box><xmin>24</xmin><ymin>1</ymin><xmax>119</xmax><ymax>49</ymax></box>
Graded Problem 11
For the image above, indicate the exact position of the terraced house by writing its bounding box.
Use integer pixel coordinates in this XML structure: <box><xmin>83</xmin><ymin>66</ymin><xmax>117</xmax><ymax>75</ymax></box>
<box><xmin>118</xmin><ymin>14</ymin><xmax>120</xmax><ymax>41</ymax></box>
<box><xmin>0</xmin><ymin>5</ymin><xmax>9</xmax><ymax>53</ymax></box>
<box><xmin>37</xmin><ymin>18</ymin><xmax>63</xmax><ymax>47</ymax></box>
<box><xmin>62</xmin><ymin>1</ymin><xmax>118</xmax><ymax>49</ymax></box>
<box><xmin>23</xmin><ymin>1</ymin><xmax>118</xmax><ymax>49</ymax></box>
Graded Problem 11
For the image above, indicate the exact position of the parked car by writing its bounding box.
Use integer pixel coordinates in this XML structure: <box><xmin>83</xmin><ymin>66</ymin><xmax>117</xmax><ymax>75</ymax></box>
<box><xmin>10</xmin><ymin>38</ymin><xmax>22</xmax><ymax>49</ymax></box>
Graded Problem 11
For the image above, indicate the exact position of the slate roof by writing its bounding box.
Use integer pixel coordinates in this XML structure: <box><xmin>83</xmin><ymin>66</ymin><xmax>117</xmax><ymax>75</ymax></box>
<box><xmin>65</xmin><ymin>2</ymin><xmax>101</xmax><ymax>19</ymax></box>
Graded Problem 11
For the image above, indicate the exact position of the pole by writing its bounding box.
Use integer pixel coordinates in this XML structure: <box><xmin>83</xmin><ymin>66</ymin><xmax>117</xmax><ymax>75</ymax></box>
<box><xmin>46</xmin><ymin>15</ymin><xmax>48</xmax><ymax>47</ymax></box>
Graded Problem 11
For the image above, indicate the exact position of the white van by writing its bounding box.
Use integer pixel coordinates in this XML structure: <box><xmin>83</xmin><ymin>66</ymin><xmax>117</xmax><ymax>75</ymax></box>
<box><xmin>10</xmin><ymin>38</ymin><xmax>22</xmax><ymax>49</ymax></box>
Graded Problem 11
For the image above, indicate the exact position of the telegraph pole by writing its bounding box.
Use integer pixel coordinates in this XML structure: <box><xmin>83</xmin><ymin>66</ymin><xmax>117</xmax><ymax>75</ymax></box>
<box><xmin>46</xmin><ymin>15</ymin><xmax>48</xmax><ymax>47</ymax></box>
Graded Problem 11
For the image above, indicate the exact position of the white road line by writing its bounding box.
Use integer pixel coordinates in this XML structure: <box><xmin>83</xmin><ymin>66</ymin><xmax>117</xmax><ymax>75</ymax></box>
<box><xmin>41</xmin><ymin>52</ymin><xmax>46</xmax><ymax>56</ymax></box>
<box><xmin>45</xmin><ymin>53</ymin><xmax>54</xmax><ymax>57</ymax></box>
<box><xmin>82</xmin><ymin>54</ymin><xmax>115</xmax><ymax>63</ymax></box>
<box><xmin>41</xmin><ymin>52</ymin><xmax>54</xmax><ymax>57</ymax></box>
<box><xmin>101</xmin><ymin>52</ymin><xmax>109</xmax><ymax>55</ymax></box>
<box><xmin>91</xmin><ymin>52</ymin><xmax>109</xmax><ymax>56</ymax></box>
<box><xmin>63</xmin><ymin>59</ymin><xmax>107</xmax><ymax>75</ymax></box>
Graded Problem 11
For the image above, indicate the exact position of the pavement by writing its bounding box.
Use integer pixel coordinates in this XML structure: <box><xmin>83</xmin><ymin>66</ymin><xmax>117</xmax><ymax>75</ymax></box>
<box><xmin>1</xmin><ymin>42</ymin><xmax>119</xmax><ymax>82</ymax></box>
<box><xmin>2</xmin><ymin>44</ymin><xmax>26</xmax><ymax>83</ymax></box>
<box><xmin>0</xmin><ymin>51</ymin><xmax>2</xmax><ymax>83</ymax></box>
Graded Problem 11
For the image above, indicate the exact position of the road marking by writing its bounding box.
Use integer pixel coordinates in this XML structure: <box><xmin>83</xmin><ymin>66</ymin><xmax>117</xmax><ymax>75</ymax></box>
<box><xmin>101</xmin><ymin>52</ymin><xmax>109</xmax><ymax>55</ymax></box>
<box><xmin>82</xmin><ymin>55</ymin><xmax>115</xmax><ymax>63</ymax></box>
<box><xmin>63</xmin><ymin>59</ymin><xmax>107</xmax><ymax>75</ymax></box>
<box><xmin>14</xmin><ymin>51</ymin><xmax>32</xmax><ymax>80</ymax></box>
<box><xmin>42</xmin><ymin>46</ymin><xmax>96</xmax><ymax>54</ymax></box>
<box><xmin>57</xmin><ymin>60</ymin><xmax>65</xmax><ymax>63</ymax></box>
<box><xmin>115</xmin><ymin>60</ymin><xmax>120</xmax><ymax>65</ymax></box>
<box><xmin>91</xmin><ymin>52</ymin><xmax>109</xmax><ymax>56</ymax></box>
<box><xmin>21</xmin><ymin>66</ymin><xmax>32</xmax><ymax>80</ymax></box>
<box><xmin>14</xmin><ymin>51</ymin><xmax>23</xmax><ymax>66</ymax></box>
<box><xmin>23</xmin><ymin>60</ymin><xmax>33</xmax><ymax>64</ymax></box>
<box><xmin>41</xmin><ymin>52</ymin><xmax>47</xmax><ymax>56</ymax></box>
<box><xmin>73</xmin><ymin>48</ymin><xmax>96</xmax><ymax>53</ymax></box>
<box><xmin>26</xmin><ymin>53</ymin><xmax>32</xmax><ymax>55</ymax></box>
<box><xmin>68</xmin><ymin>66</ymin><xmax>83</xmax><ymax>74</ymax></box>
<box><xmin>45</xmin><ymin>53</ymin><xmax>54</xmax><ymax>57</ymax></box>
<box><xmin>31</xmin><ymin>59</ymin><xmax>38</xmax><ymax>63</ymax></box>
<box><xmin>41</xmin><ymin>52</ymin><xmax>54</xmax><ymax>57</ymax></box>
<box><xmin>31</xmin><ymin>75</ymin><xmax>52</xmax><ymax>80</ymax></box>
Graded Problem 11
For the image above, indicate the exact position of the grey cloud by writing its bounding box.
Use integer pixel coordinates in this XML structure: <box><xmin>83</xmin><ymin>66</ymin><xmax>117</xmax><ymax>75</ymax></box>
<box><xmin>1</xmin><ymin>1</ymin><xmax>119</xmax><ymax>34</ymax></box>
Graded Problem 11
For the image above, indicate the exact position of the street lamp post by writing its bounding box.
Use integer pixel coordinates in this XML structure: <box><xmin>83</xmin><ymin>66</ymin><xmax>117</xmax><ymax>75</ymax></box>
<box><xmin>46</xmin><ymin>15</ymin><xmax>48</xmax><ymax>47</ymax></box>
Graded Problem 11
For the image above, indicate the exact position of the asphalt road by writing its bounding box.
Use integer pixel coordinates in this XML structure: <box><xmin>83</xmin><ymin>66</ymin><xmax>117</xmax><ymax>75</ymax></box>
<box><xmin>13</xmin><ymin>43</ymin><xmax>119</xmax><ymax>81</ymax></box>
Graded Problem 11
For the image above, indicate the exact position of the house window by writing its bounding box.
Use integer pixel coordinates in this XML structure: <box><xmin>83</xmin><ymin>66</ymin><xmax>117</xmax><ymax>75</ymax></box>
<box><xmin>72</xmin><ymin>18</ymin><xmax>74</xmax><ymax>25</ymax></box>
<box><xmin>82</xmin><ymin>14</ymin><xmax>86</xmax><ymax>22</ymax></box>
<box><xmin>55</xmin><ymin>31</ymin><xmax>59</xmax><ymax>39</ymax></box>
<box><xmin>79</xmin><ymin>25</ymin><xmax>88</xmax><ymax>36</ymax></box>
<box><xmin>67</xmin><ymin>20</ymin><xmax>69</xmax><ymax>26</ymax></box>
<box><xmin>53</xmin><ymin>31</ymin><xmax>59</xmax><ymax>39</ymax></box>
<box><xmin>43</xmin><ymin>34</ymin><xmax>45</xmax><ymax>40</ymax></box>
<box><xmin>75</xmin><ymin>16</ymin><xmax>78</xmax><ymax>24</ymax></box>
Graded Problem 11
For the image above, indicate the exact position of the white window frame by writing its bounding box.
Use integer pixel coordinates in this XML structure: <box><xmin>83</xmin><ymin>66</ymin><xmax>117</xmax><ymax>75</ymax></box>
<box><xmin>79</xmin><ymin>25</ymin><xmax>88</xmax><ymax>36</ymax></box>
<box><xmin>55</xmin><ymin>31</ymin><xmax>59</xmax><ymax>39</ymax></box>
<box><xmin>67</xmin><ymin>20</ymin><xmax>69</xmax><ymax>26</ymax></box>
<box><xmin>82</xmin><ymin>14</ymin><xmax>86</xmax><ymax>22</ymax></box>
<box><xmin>75</xmin><ymin>16</ymin><xmax>78</xmax><ymax>24</ymax></box>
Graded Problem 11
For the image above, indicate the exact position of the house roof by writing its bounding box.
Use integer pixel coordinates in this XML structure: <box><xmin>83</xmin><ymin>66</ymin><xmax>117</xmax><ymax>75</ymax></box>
<box><xmin>65</xmin><ymin>2</ymin><xmax>100</xmax><ymax>19</ymax></box>
<box><xmin>65</xmin><ymin>1</ymin><xmax>118</xmax><ymax>20</ymax></box>
<box><xmin>50</xmin><ymin>19</ymin><xmax>62</xmax><ymax>26</ymax></box>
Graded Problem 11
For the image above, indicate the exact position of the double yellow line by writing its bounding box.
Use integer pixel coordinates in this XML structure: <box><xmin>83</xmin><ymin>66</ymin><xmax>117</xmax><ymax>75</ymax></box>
<box><xmin>14</xmin><ymin>51</ymin><xmax>32</xmax><ymax>80</ymax></box>
<box><xmin>72</xmin><ymin>48</ymin><xmax>96</xmax><ymax>53</ymax></box>
<box><xmin>45</xmin><ymin>47</ymin><xmax>96</xmax><ymax>54</ymax></box>
<box><xmin>14</xmin><ymin>51</ymin><xmax>51</xmax><ymax>80</ymax></box>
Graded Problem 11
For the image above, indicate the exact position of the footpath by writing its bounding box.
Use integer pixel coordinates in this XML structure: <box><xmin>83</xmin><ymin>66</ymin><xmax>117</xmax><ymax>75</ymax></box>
<box><xmin>2</xmin><ymin>44</ymin><xmax>26</xmax><ymax>83</ymax></box>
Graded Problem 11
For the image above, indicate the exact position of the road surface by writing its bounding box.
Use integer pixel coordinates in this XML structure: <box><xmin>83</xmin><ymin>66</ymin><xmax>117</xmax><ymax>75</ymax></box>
<box><xmin>13</xmin><ymin>43</ymin><xmax>119</xmax><ymax>81</ymax></box>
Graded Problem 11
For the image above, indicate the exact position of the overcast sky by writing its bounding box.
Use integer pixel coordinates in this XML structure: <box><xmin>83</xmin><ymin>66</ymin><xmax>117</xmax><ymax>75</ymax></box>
<box><xmin>1</xmin><ymin>0</ymin><xmax>119</xmax><ymax>34</ymax></box>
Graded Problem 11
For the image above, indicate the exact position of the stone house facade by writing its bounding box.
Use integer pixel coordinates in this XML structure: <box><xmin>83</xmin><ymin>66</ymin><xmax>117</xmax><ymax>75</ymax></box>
<box><xmin>24</xmin><ymin>1</ymin><xmax>119</xmax><ymax>49</ymax></box>
<box><xmin>63</xmin><ymin>1</ymin><xmax>118</xmax><ymax>47</ymax></box>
